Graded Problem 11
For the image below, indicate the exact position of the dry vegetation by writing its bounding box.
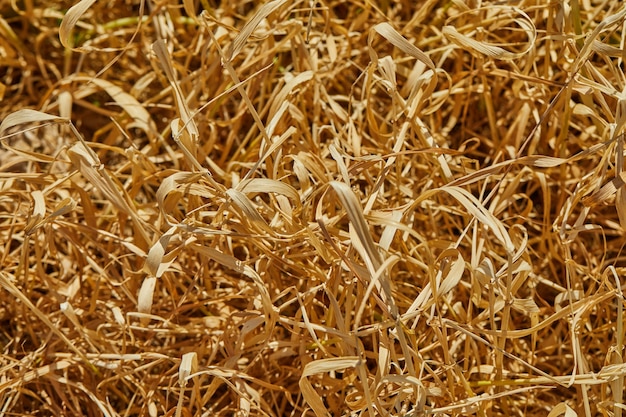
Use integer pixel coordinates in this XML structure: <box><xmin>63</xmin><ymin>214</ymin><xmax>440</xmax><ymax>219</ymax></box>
<box><xmin>1</xmin><ymin>0</ymin><xmax>626</xmax><ymax>415</ymax></box>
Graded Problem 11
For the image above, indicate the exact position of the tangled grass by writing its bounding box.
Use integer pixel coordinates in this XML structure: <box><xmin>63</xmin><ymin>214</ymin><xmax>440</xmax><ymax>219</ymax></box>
<box><xmin>1</xmin><ymin>0</ymin><xmax>626</xmax><ymax>416</ymax></box>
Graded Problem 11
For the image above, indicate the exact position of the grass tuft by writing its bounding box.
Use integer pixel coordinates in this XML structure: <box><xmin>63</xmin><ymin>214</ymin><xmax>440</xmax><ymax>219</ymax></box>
<box><xmin>1</xmin><ymin>0</ymin><xmax>626</xmax><ymax>416</ymax></box>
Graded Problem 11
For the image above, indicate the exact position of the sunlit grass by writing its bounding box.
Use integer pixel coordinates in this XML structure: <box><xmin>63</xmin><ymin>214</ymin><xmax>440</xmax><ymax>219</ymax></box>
<box><xmin>1</xmin><ymin>0</ymin><xmax>625</xmax><ymax>416</ymax></box>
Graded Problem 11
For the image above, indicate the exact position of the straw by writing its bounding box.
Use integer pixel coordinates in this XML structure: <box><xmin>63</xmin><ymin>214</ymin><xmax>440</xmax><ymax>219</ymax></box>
<box><xmin>2</xmin><ymin>0</ymin><xmax>626</xmax><ymax>415</ymax></box>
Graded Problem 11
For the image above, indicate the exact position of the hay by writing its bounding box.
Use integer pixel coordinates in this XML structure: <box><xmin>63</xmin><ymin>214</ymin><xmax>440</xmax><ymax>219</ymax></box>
<box><xmin>1</xmin><ymin>0</ymin><xmax>626</xmax><ymax>415</ymax></box>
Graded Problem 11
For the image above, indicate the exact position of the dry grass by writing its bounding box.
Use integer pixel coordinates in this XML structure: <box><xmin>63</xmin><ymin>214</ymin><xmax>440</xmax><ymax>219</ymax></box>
<box><xmin>1</xmin><ymin>0</ymin><xmax>626</xmax><ymax>416</ymax></box>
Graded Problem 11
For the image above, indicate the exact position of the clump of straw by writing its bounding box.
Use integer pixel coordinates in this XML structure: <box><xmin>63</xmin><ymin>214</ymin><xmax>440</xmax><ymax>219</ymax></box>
<box><xmin>1</xmin><ymin>0</ymin><xmax>626</xmax><ymax>416</ymax></box>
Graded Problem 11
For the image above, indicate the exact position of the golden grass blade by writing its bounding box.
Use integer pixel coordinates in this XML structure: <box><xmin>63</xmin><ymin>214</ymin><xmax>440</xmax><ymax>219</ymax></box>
<box><xmin>152</xmin><ymin>40</ymin><xmax>199</xmax><ymax>146</ymax></box>
<box><xmin>0</xmin><ymin>141</ymin><xmax>58</xmax><ymax>162</ymax></box>
<box><xmin>329</xmin><ymin>181</ymin><xmax>398</xmax><ymax>318</ymax></box>
<box><xmin>50</xmin><ymin>375</ymin><xmax>119</xmax><ymax>417</ymax></box>
<box><xmin>329</xmin><ymin>143</ymin><xmax>350</xmax><ymax>185</ymax></box>
<box><xmin>0</xmin><ymin>14</ymin><xmax>27</xmax><ymax>55</ymax></box>
<box><xmin>225</xmin><ymin>188</ymin><xmax>273</xmax><ymax>235</ymax></box>
<box><xmin>266</xmin><ymin>101</ymin><xmax>290</xmax><ymax>139</ymax></box>
<box><xmin>59</xmin><ymin>0</ymin><xmax>98</xmax><ymax>49</ymax></box>
<box><xmin>144</xmin><ymin>226</ymin><xmax>177</xmax><ymax>278</ymax></box>
<box><xmin>354</xmin><ymin>358</ymin><xmax>376</xmax><ymax>417</ymax></box>
<box><xmin>299</xmin><ymin>357</ymin><xmax>359</xmax><ymax>417</ymax></box>
<box><xmin>442</xmin><ymin>22</ymin><xmax>504</xmax><ymax>59</ymax></box>
<box><xmin>522</xmin><ymin>155</ymin><xmax>569</xmax><ymax>168</ymax></box>
<box><xmin>547</xmin><ymin>402</ymin><xmax>578</xmax><ymax>417</ymax></box>
<box><xmin>571</xmin><ymin>5</ymin><xmax>626</xmax><ymax>75</ymax></box>
<box><xmin>58</xmin><ymin>90</ymin><xmax>73</xmax><ymax>119</ymax></box>
<box><xmin>190</xmin><ymin>366</ymin><xmax>289</xmax><ymax>393</ymax></box>
<box><xmin>178</xmin><ymin>352</ymin><xmax>198</xmax><ymax>394</ymax></box>
<box><xmin>328</xmin><ymin>181</ymin><xmax>382</xmax><ymax>273</ymax></box>
<box><xmin>404</xmin><ymin>248</ymin><xmax>466</xmax><ymax>317</ymax></box>
<box><xmin>591</xmin><ymin>40</ymin><xmax>624</xmax><ymax>57</ymax></box>
<box><xmin>67</xmin><ymin>142</ymin><xmax>150</xmax><ymax>244</ymax></box>
<box><xmin>377</xmin><ymin>209</ymin><xmax>403</xmax><ymax>251</ymax></box>
<box><xmin>376</xmin><ymin>55</ymin><xmax>396</xmax><ymax>92</ymax></box>
<box><xmin>0</xmin><ymin>109</ymin><xmax>66</xmax><ymax>135</ymax></box>
<box><xmin>0</xmin><ymin>360</ymin><xmax>72</xmax><ymax>392</ymax></box>
<box><xmin>237</xmin><ymin>178</ymin><xmax>301</xmax><ymax>208</ymax></box>
<box><xmin>440</xmin><ymin>185</ymin><xmax>515</xmax><ymax>254</ymax></box>
<box><xmin>354</xmin><ymin>254</ymin><xmax>400</xmax><ymax>328</ymax></box>
<box><xmin>582</xmin><ymin>171</ymin><xmax>626</xmax><ymax>208</ymax></box>
<box><xmin>428</xmin><ymin>385</ymin><xmax>554</xmax><ymax>414</ymax></box>
<box><xmin>156</xmin><ymin>171</ymin><xmax>210</xmax><ymax>220</ymax></box>
<box><xmin>442</xmin><ymin>25</ymin><xmax>514</xmax><ymax>60</ymax></box>
<box><xmin>241</xmin><ymin>126</ymin><xmax>297</xmax><ymax>182</ymax></box>
<box><xmin>616</xmin><ymin>176</ymin><xmax>626</xmax><ymax>230</ymax></box>
<box><xmin>182</xmin><ymin>0</ymin><xmax>197</xmax><ymax>21</ymax></box>
<box><xmin>512</xmin><ymin>297</ymin><xmax>540</xmax><ymax>315</ymax></box>
<box><xmin>370</xmin><ymin>22</ymin><xmax>435</xmax><ymax>70</ymax></box>
<box><xmin>225</xmin><ymin>0</ymin><xmax>288</xmax><ymax>62</ymax></box>
<box><xmin>414</xmin><ymin>116</ymin><xmax>453</xmax><ymax>180</ymax></box>
<box><xmin>450</xmin><ymin>141</ymin><xmax>613</xmax><ymax>187</ymax></box>
<box><xmin>326</xmin><ymin>33</ymin><xmax>337</xmax><ymax>63</ymax></box>
<box><xmin>305</xmin><ymin>225</ymin><xmax>333</xmax><ymax>264</ymax></box>
<box><xmin>24</xmin><ymin>192</ymin><xmax>76</xmax><ymax>235</ymax></box>
<box><xmin>437</xmin><ymin>248</ymin><xmax>465</xmax><ymax>296</ymax></box>
<box><xmin>137</xmin><ymin>276</ymin><xmax>156</xmax><ymax>318</ymax></box>
<box><xmin>268</xmin><ymin>71</ymin><xmax>313</xmax><ymax>121</ymax></box>
<box><xmin>50</xmin><ymin>197</ymin><xmax>77</xmax><ymax>218</ymax></box>
<box><xmin>76</xmin><ymin>77</ymin><xmax>156</xmax><ymax>138</ymax></box>
<box><xmin>442</xmin><ymin>7</ymin><xmax>536</xmax><ymax>60</ymax></box>
<box><xmin>24</xmin><ymin>190</ymin><xmax>46</xmax><ymax>235</ymax></box>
